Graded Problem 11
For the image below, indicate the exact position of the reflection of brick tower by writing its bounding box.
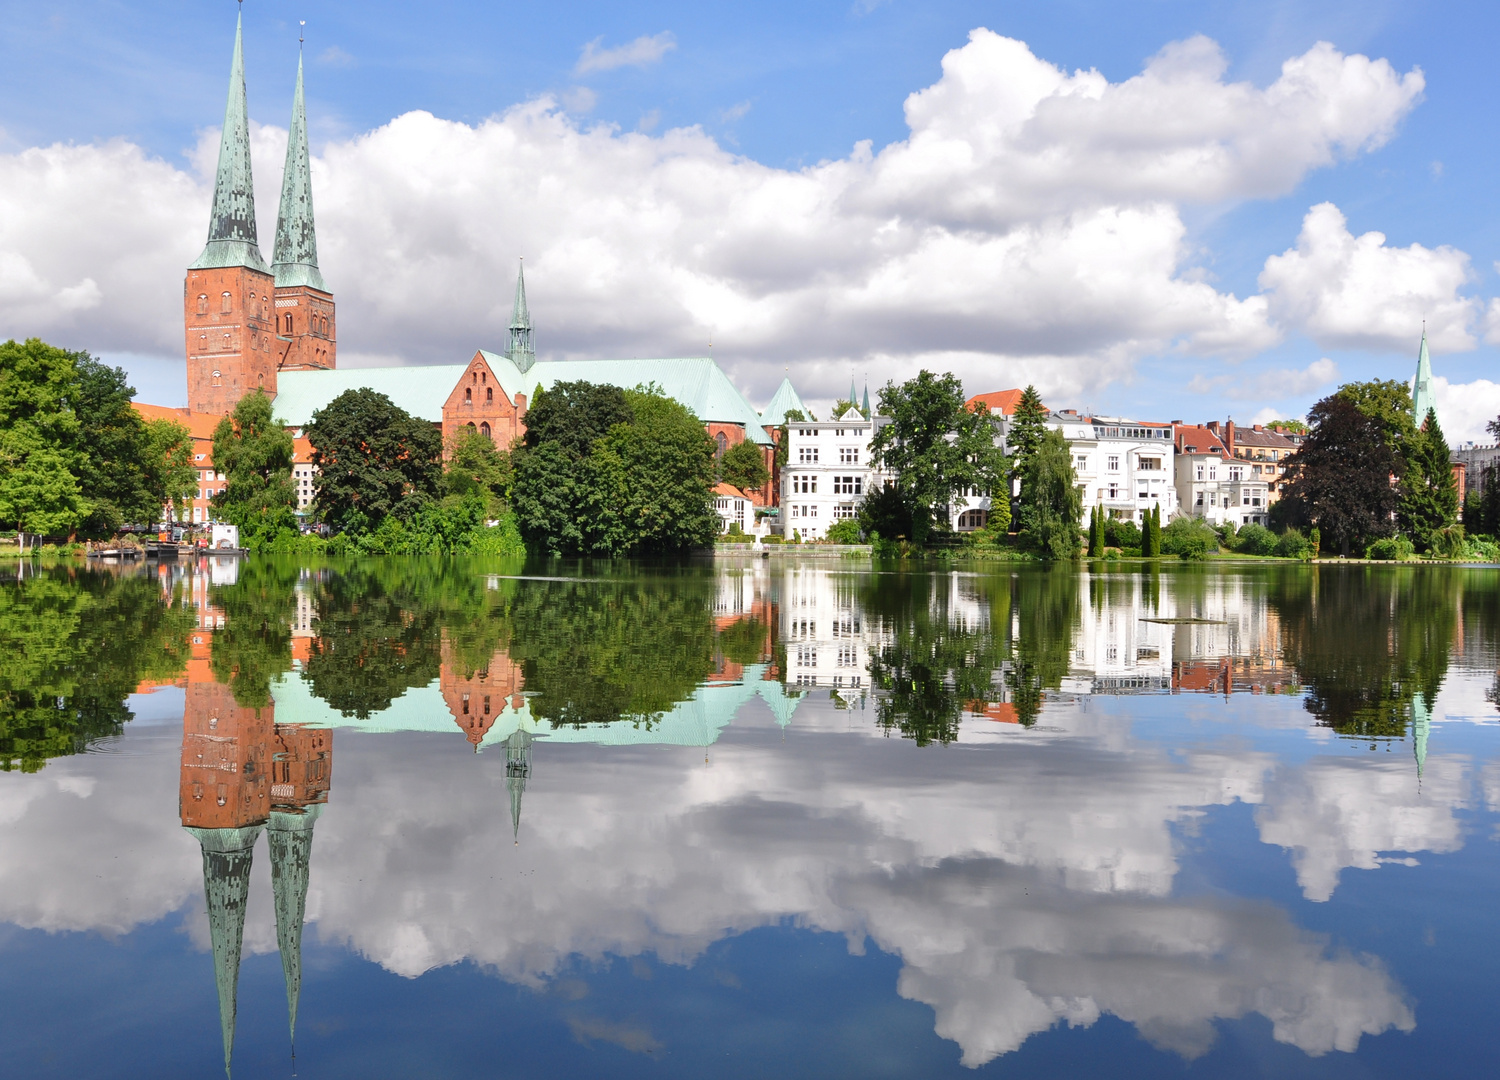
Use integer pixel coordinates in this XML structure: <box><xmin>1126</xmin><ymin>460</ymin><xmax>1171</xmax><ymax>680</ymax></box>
<box><xmin>440</xmin><ymin>632</ymin><xmax>525</xmax><ymax>750</ymax></box>
<box><xmin>185</xmin><ymin>12</ymin><xmax>278</xmax><ymax>416</ymax></box>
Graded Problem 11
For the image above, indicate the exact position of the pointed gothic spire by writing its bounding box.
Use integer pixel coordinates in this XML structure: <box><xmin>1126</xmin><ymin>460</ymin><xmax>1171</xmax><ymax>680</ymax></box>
<box><xmin>1412</xmin><ymin>692</ymin><xmax>1430</xmax><ymax>788</ymax></box>
<box><xmin>268</xmin><ymin>807</ymin><xmax>321</xmax><ymax>1048</ymax></box>
<box><xmin>192</xmin><ymin>13</ymin><xmax>269</xmax><ymax>273</ymax></box>
<box><xmin>861</xmin><ymin>381</ymin><xmax>870</xmax><ymax>418</ymax></box>
<box><xmin>187</xmin><ymin>824</ymin><xmax>264</xmax><ymax>1076</ymax></box>
<box><xmin>505</xmin><ymin>729</ymin><xmax>533</xmax><ymax>842</ymax></box>
<box><xmin>272</xmin><ymin>49</ymin><xmax>327</xmax><ymax>291</ymax></box>
<box><xmin>508</xmin><ymin>260</ymin><xmax>535</xmax><ymax>373</ymax></box>
<box><xmin>848</xmin><ymin>377</ymin><xmax>858</xmax><ymax>408</ymax></box>
<box><xmin>1412</xmin><ymin>328</ymin><xmax>1436</xmax><ymax>428</ymax></box>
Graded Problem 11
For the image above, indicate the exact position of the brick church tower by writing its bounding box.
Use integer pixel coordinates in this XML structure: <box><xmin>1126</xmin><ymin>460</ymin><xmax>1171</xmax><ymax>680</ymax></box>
<box><xmin>185</xmin><ymin>17</ymin><xmax>333</xmax><ymax>416</ymax></box>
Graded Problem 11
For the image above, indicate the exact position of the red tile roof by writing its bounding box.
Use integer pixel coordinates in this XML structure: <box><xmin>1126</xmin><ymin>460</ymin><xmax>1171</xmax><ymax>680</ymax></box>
<box><xmin>966</xmin><ymin>389</ymin><xmax>1029</xmax><ymax>416</ymax></box>
<box><xmin>1173</xmin><ymin>423</ymin><xmax>1229</xmax><ymax>456</ymax></box>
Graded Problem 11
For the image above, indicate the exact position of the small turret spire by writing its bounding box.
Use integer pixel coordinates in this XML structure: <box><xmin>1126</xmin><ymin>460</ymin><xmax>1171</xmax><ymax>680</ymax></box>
<box><xmin>272</xmin><ymin>41</ymin><xmax>327</xmax><ymax>291</ymax></box>
<box><xmin>508</xmin><ymin>260</ymin><xmax>535</xmax><ymax>373</ymax></box>
<box><xmin>192</xmin><ymin>11</ymin><xmax>269</xmax><ymax>273</ymax></box>
<box><xmin>862</xmin><ymin>379</ymin><xmax>870</xmax><ymax>418</ymax></box>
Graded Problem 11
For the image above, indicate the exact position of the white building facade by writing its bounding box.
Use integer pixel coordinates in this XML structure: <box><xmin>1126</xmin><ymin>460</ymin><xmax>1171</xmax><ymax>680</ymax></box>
<box><xmin>1173</xmin><ymin>424</ymin><xmax>1271</xmax><ymax>527</ymax></box>
<box><xmin>779</xmin><ymin>408</ymin><xmax>889</xmax><ymax>540</ymax></box>
<box><xmin>1055</xmin><ymin>412</ymin><xmax>1176</xmax><ymax>523</ymax></box>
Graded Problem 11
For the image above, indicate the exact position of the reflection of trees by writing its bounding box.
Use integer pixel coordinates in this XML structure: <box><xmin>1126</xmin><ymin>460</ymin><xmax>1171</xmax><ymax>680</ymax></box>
<box><xmin>1271</xmin><ymin>566</ymin><xmax>1457</xmax><ymax>738</ymax></box>
<box><xmin>861</xmin><ymin>572</ymin><xmax>1014</xmax><ymax>745</ymax></box>
<box><xmin>209</xmin><ymin>558</ymin><xmax>300</xmax><ymax>707</ymax></box>
<box><xmin>0</xmin><ymin>566</ymin><xmax>195</xmax><ymax>771</ymax></box>
<box><xmin>506</xmin><ymin>570</ymin><xmax>718</xmax><ymax>727</ymax></box>
<box><xmin>1006</xmin><ymin>569</ymin><xmax>1081</xmax><ymax>727</ymax></box>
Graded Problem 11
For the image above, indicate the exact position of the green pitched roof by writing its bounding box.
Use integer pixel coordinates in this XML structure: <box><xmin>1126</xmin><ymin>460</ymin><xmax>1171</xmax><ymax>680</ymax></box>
<box><xmin>759</xmin><ymin>377</ymin><xmax>812</xmax><ymax>426</ymax></box>
<box><xmin>273</xmin><ymin>364</ymin><xmax>469</xmax><ymax>426</ymax></box>
<box><xmin>272</xmin><ymin>53</ymin><xmax>327</xmax><ymax>292</ymax></box>
<box><xmin>191</xmin><ymin>13</ymin><xmax>269</xmax><ymax>274</ymax></box>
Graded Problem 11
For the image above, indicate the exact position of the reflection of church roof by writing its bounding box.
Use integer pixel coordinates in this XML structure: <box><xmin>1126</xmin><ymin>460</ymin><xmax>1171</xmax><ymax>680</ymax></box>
<box><xmin>268</xmin><ymin>663</ymin><xmax>799</xmax><ymax>747</ymax></box>
<box><xmin>185</xmin><ymin>824</ymin><xmax>263</xmax><ymax>1076</ymax></box>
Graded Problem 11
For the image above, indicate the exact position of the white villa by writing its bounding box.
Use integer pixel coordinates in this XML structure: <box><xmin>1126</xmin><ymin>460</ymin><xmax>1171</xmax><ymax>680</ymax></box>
<box><xmin>778</xmin><ymin>407</ymin><xmax>889</xmax><ymax>541</ymax></box>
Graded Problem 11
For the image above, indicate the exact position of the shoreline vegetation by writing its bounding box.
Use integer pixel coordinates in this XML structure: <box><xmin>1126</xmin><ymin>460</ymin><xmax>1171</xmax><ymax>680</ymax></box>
<box><xmin>4</xmin><ymin>338</ymin><xmax>1498</xmax><ymax>564</ymax></box>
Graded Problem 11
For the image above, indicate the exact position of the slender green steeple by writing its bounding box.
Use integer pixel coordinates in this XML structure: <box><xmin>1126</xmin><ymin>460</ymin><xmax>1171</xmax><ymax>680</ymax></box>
<box><xmin>191</xmin><ymin>13</ymin><xmax>269</xmax><ymax>273</ymax></box>
<box><xmin>1413</xmin><ymin>330</ymin><xmax>1436</xmax><ymax>428</ymax></box>
<box><xmin>268</xmin><ymin>806</ymin><xmax>321</xmax><ymax>1048</ymax></box>
<box><xmin>508</xmin><ymin>260</ymin><xmax>535</xmax><ymax>373</ymax></box>
<box><xmin>1412</xmin><ymin>692</ymin><xmax>1430</xmax><ymax>788</ymax></box>
<box><xmin>861</xmin><ymin>381</ymin><xmax>870</xmax><ymax>418</ymax></box>
<box><xmin>272</xmin><ymin>48</ymin><xmax>327</xmax><ymax>291</ymax></box>
<box><xmin>505</xmin><ymin>729</ymin><xmax>533</xmax><ymax>842</ymax></box>
<box><xmin>187</xmin><ymin>824</ymin><xmax>264</xmax><ymax>1076</ymax></box>
<box><xmin>848</xmin><ymin>377</ymin><xmax>858</xmax><ymax>411</ymax></box>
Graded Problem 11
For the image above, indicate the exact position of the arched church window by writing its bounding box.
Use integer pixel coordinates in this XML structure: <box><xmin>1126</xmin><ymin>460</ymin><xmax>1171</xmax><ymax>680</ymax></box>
<box><xmin>284</xmin><ymin>313</ymin><xmax>293</xmax><ymax>334</ymax></box>
<box><xmin>466</xmin><ymin>422</ymin><xmax>476</xmax><ymax>431</ymax></box>
<box><xmin>486</xmin><ymin>387</ymin><xmax>493</xmax><ymax>402</ymax></box>
<box><xmin>481</xmin><ymin>372</ymin><xmax>486</xmax><ymax>384</ymax></box>
<box><xmin>465</xmin><ymin>387</ymin><xmax>472</xmax><ymax>402</ymax></box>
<box><xmin>715</xmin><ymin>432</ymin><xmax>728</xmax><ymax>458</ymax></box>
<box><xmin>481</xmin><ymin>422</ymin><xmax>492</xmax><ymax>440</ymax></box>
<box><xmin>220</xmin><ymin>292</ymin><xmax>232</xmax><ymax>313</ymax></box>
<box><xmin>212</xmin><ymin>370</ymin><xmax>222</xmax><ymax>385</ymax></box>
<box><xmin>197</xmin><ymin>294</ymin><xmax>208</xmax><ymax>315</ymax></box>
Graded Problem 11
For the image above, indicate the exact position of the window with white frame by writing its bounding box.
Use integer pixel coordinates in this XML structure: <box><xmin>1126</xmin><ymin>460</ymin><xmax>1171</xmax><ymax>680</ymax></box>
<box><xmin>798</xmin><ymin>446</ymin><xmax>819</xmax><ymax>463</ymax></box>
<box><xmin>836</xmin><ymin>644</ymin><xmax>858</xmax><ymax>667</ymax></box>
<box><xmin>833</xmin><ymin>475</ymin><xmax>862</xmax><ymax>495</ymax></box>
<box><xmin>796</xmin><ymin>646</ymin><xmax>818</xmax><ymax>666</ymax></box>
<box><xmin>1108</xmin><ymin>483</ymin><xmax>1120</xmax><ymax>500</ymax></box>
<box><xmin>1074</xmin><ymin>455</ymin><xmax>1088</xmax><ymax>470</ymax></box>
<box><xmin>839</xmin><ymin>447</ymin><xmax>860</xmax><ymax>463</ymax></box>
<box><xmin>1228</xmin><ymin>467</ymin><xmax>1243</xmax><ymax>482</ymax></box>
<box><xmin>792</xmin><ymin>476</ymin><xmax>817</xmax><ymax>494</ymax></box>
<box><xmin>1108</xmin><ymin>455</ymin><xmax>1120</xmax><ymax>471</ymax></box>
<box><xmin>833</xmin><ymin>504</ymin><xmax>857</xmax><ymax>519</ymax></box>
<box><xmin>1138</xmin><ymin>456</ymin><xmax>1162</xmax><ymax>470</ymax></box>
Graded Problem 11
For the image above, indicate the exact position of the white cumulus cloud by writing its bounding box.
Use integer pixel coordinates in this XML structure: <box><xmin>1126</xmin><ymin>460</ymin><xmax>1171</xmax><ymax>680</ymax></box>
<box><xmin>0</xmin><ymin>31</ymin><xmax>1431</xmax><ymax>409</ymax></box>
<box><xmin>1260</xmin><ymin>202</ymin><xmax>1477</xmax><ymax>353</ymax></box>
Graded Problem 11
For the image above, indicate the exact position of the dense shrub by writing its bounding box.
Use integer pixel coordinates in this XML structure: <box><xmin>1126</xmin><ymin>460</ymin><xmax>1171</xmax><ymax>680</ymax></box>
<box><xmin>824</xmin><ymin>518</ymin><xmax>863</xmax><ymax>544</ymax></box>
<box><xmin>1274</xmin><ymin>528</ymin><xmax>1312</xmax><ymax>559</ymax></box>
<box><xmin>1162</xmin><ymin>517</ymin><xmax>1218</xmax><ymax>559</ymax></box>
<box><xmin>1235</xmin><ymin>522</ymin><xmax>1277</xmax><ymax>556</ymax></box>
<box><xmin>1104</xmin><ymin>518</ymin><xmax>1141</xmax><ymax>549</ymax></box>
<box><xmin>1430</xmin><ymin>524</ymin><xmax>1468</xmax><ymax>560</ymax></box>
<box><xmin>1365</xmin><ymin>536</ymin><xmax>1415</xmax><ymax>561</ymax></box>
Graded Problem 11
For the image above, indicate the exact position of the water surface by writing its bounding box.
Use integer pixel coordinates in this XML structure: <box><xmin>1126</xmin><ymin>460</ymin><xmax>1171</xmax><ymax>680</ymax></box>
<box><xmin>2</xmin><ymin>557</ymin><xmax>1497</xmax><ymax>1077</ymax></box>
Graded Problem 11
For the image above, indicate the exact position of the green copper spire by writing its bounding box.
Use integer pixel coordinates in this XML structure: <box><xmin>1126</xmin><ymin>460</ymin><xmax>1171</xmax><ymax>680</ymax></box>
<box><xmin>272</xmin><ymin>50</ymin><xmax>327</xmax><ymax>291</ymax></box>
<box><xmin>268</xmin><ymin>806</ymin><xmax>321</xmax><ymax>1047</ymax></box>
<box><xmin>191</xmin><ymin>13</ymin><xmax>269</xmax><ymax>274</ymax></box>
<box><xmin>1412</xmin><ymin>692</ymin><xmax>1430</xmax><ymax>787</ymax></box>
<box><xmin>1413</xmin><ymin>329</ymin><xmax>1436</xmax><ymax>428</ymax></box>
<box><xmin>508</xmin><ymin>260</ymin><xmax>535</xmax><ymax>373</ymax></box>
<box><xmin>861</xmin><ymin>381</ymin><xmax>870</xmax><ymax>418</ymax></box>
<box><xmin>187</xmin><ymin>824</ymin><xmax>265</xmax><ymax>1076</ymax></box>
<box><xmin>505</xmin><ymin>729</ymin><xmax>533</xmax><ymax>842</ymax></box>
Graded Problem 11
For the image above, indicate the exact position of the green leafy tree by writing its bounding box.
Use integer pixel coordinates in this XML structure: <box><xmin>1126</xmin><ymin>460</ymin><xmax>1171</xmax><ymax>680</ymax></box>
<box><xmin>1399</xmin><ymin>408</ymin><xmax>1459</xmax><ymax>551</ymax></box>
<box><xmin>857</xmin><ymin>480</ymin><xmax>916</xmax><ymax>541</ymax></box>
<box><xmin>720</xmin><ymin>438</ymin><xmax>770</xmax><ymax>494</ymax></box>
<box><xmin>774</xmin><ymin>409</ymin><xmax>807</xmax><ymax>471</ymax></box>
<box><xmin>210</xmin><ymin>390</ymin><xmax>298</xmax><ymax>542</ymax></box>
<box><xmin>1337</xmin><ymin>379</ymin><xmax>1417</xmax><ymax>475</ymax></box>
<box><xmin>1016</xmin><ymin>428</ymin><xmax>1080</xmax><ymax>559</ymax></box>
<box><xmin>513</xmin><ymin>384</ymin><xmax>718</xmax><ymax>555</ymax></box>
<box><xmin>521</xmin><ymin>380</ymin><xmax>634</xmax><ymax>457</ymax></box>
<box><xmin>1267</xmin><ymin>419</ymin><xmax>1308</xmax><ymax>435</ymax></box>
<box><xmin>308</xmin><ymin>388</ymin><xmax>442</xmax><ymax>533</ymax></box>
<box><xmin>0</xmin><ymin>339</ymin><xmax>86</xmax><ymax>538</ymax></box>
<box><xmin>868</xmin><ymin>371</ymin><xmax>1006</xmax><ymax>545</ymax></box>
<box><xmin>443</xmin><ymin>424</ymin><xmax>513</xmax><ymax>514</ymax></box>
<box><xmin>1278</xmin><ymin>394</ymin><xmax>1398</xmax><ymax>557</ymax></box>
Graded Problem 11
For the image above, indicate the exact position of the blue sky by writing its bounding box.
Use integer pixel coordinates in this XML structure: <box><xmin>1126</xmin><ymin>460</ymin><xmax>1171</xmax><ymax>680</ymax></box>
<box><xmin>3</xmin><ymin>0</ymin><xmax>1498</xmax><ymax>435</ymax></box>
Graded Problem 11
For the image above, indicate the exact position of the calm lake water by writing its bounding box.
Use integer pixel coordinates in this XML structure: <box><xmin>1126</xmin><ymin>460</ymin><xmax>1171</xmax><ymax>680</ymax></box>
<box><xmin>2</xmin><ymin>556</ymin><xmax>1498</xmax><ymax>1078</ymax></box>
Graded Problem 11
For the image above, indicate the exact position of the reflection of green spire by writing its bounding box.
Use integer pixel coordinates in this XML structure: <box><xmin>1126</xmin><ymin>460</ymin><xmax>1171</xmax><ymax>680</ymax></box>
<box><xmin>1412</xmin><ymin>692</ymin><xmax>1430</xmax><ymax>785</ymax></box>
<box><xmin>268</xmin><ymin>806</ymin><xmax>321</xmax><ymax>1046</ymax></box>
<box><xmin>505</xmin><ymin>729</ymin><xmax>533</xmax><ymax>842</ymax></box>
<box><xmin>187</xmin><ymin>825</ymin><xmax>265</xmax><ymax>1076</ymax></box>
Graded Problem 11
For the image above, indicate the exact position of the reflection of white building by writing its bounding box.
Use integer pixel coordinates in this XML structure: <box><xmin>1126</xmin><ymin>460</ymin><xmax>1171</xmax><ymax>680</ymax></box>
<box><xmin>779</xmin><ymin>408</ymin><xmax>889</xmax><ymax>540</ymax></box>
<box><xmin>776</xmin><ymin>565</ymin><xmax>888</xmax><ymax>690</ymax></box>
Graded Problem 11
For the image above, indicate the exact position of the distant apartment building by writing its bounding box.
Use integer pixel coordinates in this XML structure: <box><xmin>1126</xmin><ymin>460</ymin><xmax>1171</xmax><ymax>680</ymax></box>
<box><xmin>1207</xmin><ymin>420</ymin><xmax>1301</xmax><ymax>502</ymax></box>
<box><xmin>1054</xmin><ymin>411</ymin><xmax>1176</xmax><ymax>523</ymax></box>
<box><xmin>1174</xmin><ymin>424</ymin><xmax>1271</xmax><ymax>526</ymax></box>
<box><xmin>713</xmin><ymin>483</ymin><xmax>754</xmax><ymax>535</ymax></box>
<box><xmin>779</xmin><ymin>407</ymin><xmax>889</xmax><ymax>540</ymax></box>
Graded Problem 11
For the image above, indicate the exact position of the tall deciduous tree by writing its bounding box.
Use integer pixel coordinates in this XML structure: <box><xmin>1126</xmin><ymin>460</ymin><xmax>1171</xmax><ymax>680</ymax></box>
<box><xmin>1016</xmin><ymin>428</ymin><xmax>1081</xmax><ymax>559</ymax></box>
<box><xmin>719</xmin><ymin>438</ymin><xmax>769</xmax><ymax>494</ymax></box>
<box><xmin>1279</xmin><ymin>394</ymin><xmax>1398</xmax><ymax>557</ymax></box>
<box><xmin>0</xmin><ymin>339</ymin><xmax>85</xmax><ymax>538</ymax></box>
<box><xmin>308</xmin><ymin>388</ymin><xmax>442</xmax><ymax>533</ymax></box>
<box><xmin>211</xmin><ymin>390</ymin><xmax>298</xmax><ymax>540</ymax></box>
<box><xmin>443</xmin><ymin>425</ymin><xmax>513</xmax><ymax>513</ymax></box>
<box><xmin>868</xmin><ymin>371</ymin><xmax>1006</xmax><ymax>545</ymax></box>
<box><xmin>1399</xmin><ymin>408</ymin><xmax>1458</xmax><ymax>550</ymax></box>
<box><xmin>1337</xmin><ymin>379</ymin><xmax>1417</xmax><ymax>475</ymax></box>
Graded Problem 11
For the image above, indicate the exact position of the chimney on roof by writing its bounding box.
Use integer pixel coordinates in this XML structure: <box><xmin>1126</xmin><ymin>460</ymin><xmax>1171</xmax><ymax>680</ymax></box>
<box><xmin>1253</xmin><ymin>424</ymin><xmax>1264</xmax><ymax>431</ymax></box>
<box><xmin>1171</xmin><ymin>420</ymin><xmax>1183</xmax><ymax>425</ymax></box>
<box><xmin>1206</xmin><ymin>421</ymin><xmax>1219</xmax><ymax>435</ymax></box>
<box><xmin>1224</xmin><ymin>419</ymin><xmax>1236</xmax><ymax>455</ymax></box>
